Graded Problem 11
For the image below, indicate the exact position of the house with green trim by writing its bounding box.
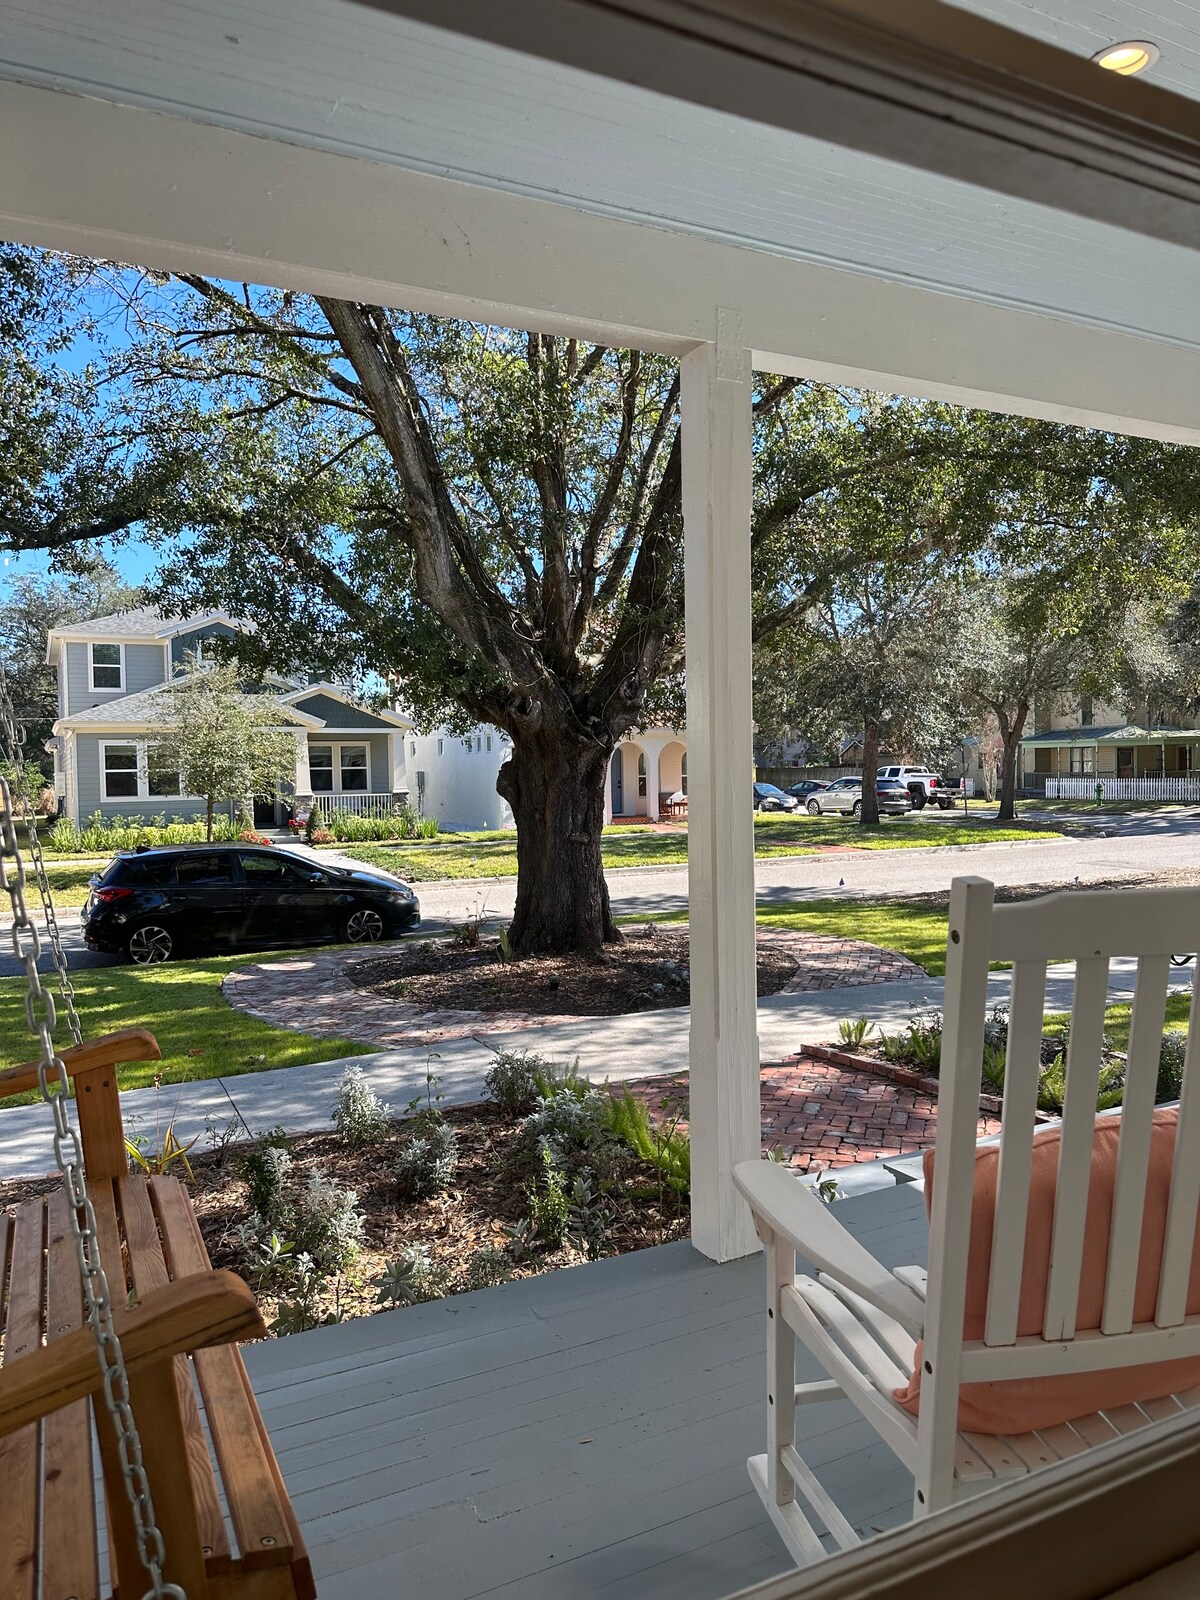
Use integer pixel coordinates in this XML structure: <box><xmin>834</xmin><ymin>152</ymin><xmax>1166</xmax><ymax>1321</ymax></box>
<box><xmin>46</xmin><ymin>608</ymin><xmax>413</xmax><ymax>827</ymax></box>
<box><xmin>1019</xmin><ymin>704</ymin><xmax>1200</xmax><ymax>799</ymax></box>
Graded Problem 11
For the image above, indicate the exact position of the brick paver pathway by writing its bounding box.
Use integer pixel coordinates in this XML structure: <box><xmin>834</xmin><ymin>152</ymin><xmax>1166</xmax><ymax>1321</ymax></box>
<box><xmin>620</xmin><ymin>1055</ymin><xmax>1001</xmax><ymax>1174</ymax></box>
<box><xmin>222</xmin><ymin>932</ymin><xmax>925</xmax><ymax>1049</ymax></box>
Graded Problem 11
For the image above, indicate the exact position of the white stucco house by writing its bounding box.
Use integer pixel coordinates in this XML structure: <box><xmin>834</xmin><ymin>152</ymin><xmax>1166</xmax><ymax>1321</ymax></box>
<box><xmin>399</xmin><ymin>719</ymin><xmax>687</xmax><ymax>830</ymax></box>
<box><xmin>47</xmin><ymin>608</ymin><xmax>413</xmax><ymax>827</ymax></box>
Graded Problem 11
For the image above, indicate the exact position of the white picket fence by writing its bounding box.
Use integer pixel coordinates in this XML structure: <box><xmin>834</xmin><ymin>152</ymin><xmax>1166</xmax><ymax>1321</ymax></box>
<box><xmin>310</xmin><ymin>792</ymin><xmax>408</xmax><ymax>819</ymax></box>
<box><xmin>1045</xmin><ymin>776</ymin><xmax>1200</xmax><ymax>801</ymax></box>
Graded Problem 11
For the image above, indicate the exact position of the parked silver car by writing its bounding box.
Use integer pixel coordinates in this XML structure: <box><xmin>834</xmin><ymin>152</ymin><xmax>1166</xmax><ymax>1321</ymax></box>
<box><xmin>804</xmin><ymin>777</ymin><xmax>912</xmax><ymax>817</ymax></box>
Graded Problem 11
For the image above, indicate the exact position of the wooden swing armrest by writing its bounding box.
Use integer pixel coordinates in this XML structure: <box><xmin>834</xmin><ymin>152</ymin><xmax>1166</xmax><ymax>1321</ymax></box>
<box><xmin>0</xmin><ymin>1028</ymin><xmax>162</xmax><ymax>1099</ymax></box>
<box><xmin>0</xmin><ymin>1270</ymin><xmax>265</xmax><ymax>1440</ymax></box>
<box><xmin>734</xmin><ymin>1159</ymin><xmax>927</xmax><ymax>1338</ymax></box>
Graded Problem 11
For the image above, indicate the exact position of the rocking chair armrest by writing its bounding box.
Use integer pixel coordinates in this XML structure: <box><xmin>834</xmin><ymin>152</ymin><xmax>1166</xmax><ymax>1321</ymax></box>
<box><xmin>0</xmin><ymin>1270</ymin><xmax>265</xmax><ymax>1440</ymax></box>
<box><xmin>734</xmin><ymin>1160</ymin><xmax>926</xmax><ymax>1338</ymax></box>
<box><xmin>0</xmin><ymin>1028</ymin><xmax>162</xmax><ymax>1100</ymax></box>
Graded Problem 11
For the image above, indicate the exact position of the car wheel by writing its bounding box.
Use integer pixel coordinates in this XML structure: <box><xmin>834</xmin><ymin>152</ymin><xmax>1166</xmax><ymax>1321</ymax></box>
<box><xmin>806</xmin><ymin>798</ymin><xmax>821</xmax><ymax>815</ymax></box>
<box><xmin>851</xmin><ymin>800</ymin><xmax>862</xmax><ymax>817</ymax></box>
<box><xmin>938</xmin><ymin>798</ymin><xmax>953</xmax><ymax>809</ymax></box>
<box><xmin>911</xmin><ymin>791</ymin><xmax>926</xmax><ymax>810</ymax></box>
<box><xmin>127</xmin><ymin>924</ymin><xmax>173</xmax><ymax>965</ymax></box>
<box><xmin>345</xmin><ymin>907</ymin><xmax>385</xmax><ymax>944</ymax></box>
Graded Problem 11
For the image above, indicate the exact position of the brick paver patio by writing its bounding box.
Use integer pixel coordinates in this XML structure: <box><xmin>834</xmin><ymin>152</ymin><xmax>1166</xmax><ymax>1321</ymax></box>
<box><xmin>620</xmin><ymin>1055</ymin><xmax>1000</xmax><ymax>1174</ymax></box>
<box><xmin>222</xmin><ymin>931</ymin><xmax>925</xmax><ymax>1049</ymax></box>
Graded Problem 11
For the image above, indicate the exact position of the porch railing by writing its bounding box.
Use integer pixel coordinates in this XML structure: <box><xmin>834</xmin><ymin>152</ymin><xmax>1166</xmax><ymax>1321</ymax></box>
<box><xmin>305</xmin><ymin>791</ymin><xmax>409</xmax><ymax>818</ymax></box>
<box><xmin>1045</xmin><ymin>776</ymin><xmax>1200</xmax><ymax>801</ymax></box>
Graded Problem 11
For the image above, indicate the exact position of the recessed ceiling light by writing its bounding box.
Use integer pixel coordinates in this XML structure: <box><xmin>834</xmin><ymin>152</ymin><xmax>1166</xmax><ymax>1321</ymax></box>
<box><xmin>1091</xmin><ymin>40</ymin><xmax>1160</xmax><ymax>75</ymax></box>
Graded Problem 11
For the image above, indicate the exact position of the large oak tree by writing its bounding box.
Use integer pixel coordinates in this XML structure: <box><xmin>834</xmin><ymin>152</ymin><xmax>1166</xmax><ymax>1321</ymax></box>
<box><xmin>4</xmin><ymin>248</ymin><xmax>1200</xmax><ymax>948</ymax></box>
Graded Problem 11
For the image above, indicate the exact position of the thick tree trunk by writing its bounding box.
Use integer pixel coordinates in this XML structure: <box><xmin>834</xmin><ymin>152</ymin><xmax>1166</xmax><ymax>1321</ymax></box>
<box><xmin>859</xmin><ymin>719</ymin><xmax>881</xmax><ymax>825</ymax></box>
<box><xmin>996</xmin><ymin>702</ymin><xmax>1029</xmax><ymax>821</ymax></box>
<box><xmin>497</xmin><ymin>724</ymin><xmax>619</xmax><ymax>956</ymax></box>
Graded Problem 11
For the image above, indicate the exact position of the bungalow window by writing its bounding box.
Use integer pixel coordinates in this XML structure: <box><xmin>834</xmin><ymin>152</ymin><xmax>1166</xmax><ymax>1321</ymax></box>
<box><xmin>486</xmin><ymin>735</ymin><xmax>492</xmax><ymax>752</ymax></box>
<box><xmin>146</xmin><ymin>744</ymin><xmax>182</xmax><ymax>798</ymax></box>
<box><xmin>340</xmin><ymin>745</ymin><xmax>368</xmax><ymax>791</ymax></box>
<box><xmin>1178</xmin><ymin>746</ymin><xmax>1192</xmax><ymax>774</ymax></box>
<box><xmin>90</xmin><ymin>643</ymin><xmax>123</xmax><ymax>691</ymax></box>
<box><xmin>637</xmin><ymin>752</ymin><xmax>647</xmax><ymax>797</ymax></box>
<box><xmin>309</xmin><ymin>742</ymin><xmax>368</xmax><ymax>792</ymax></box>
<box><xmin>1033</xmin><ymin>749</ymin><xmax>1052</xmax><ymax>775</ymax></box>
<box><xmin>1068</xmin><ymin>749</ymin><xmax>1095</xmax><ymax>775</ymax></box>
<box><xmin>101</xmin><ymin>743</ymin><xmax>138</xmax><ymax>799</ymax></box>
<box><xmin>309</xmin><ymin>745</ymin><xmax>334</xmax><ymax>792</ymax></box>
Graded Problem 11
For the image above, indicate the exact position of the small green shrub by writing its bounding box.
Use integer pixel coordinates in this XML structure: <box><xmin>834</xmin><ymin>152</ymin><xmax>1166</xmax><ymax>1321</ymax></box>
<box><xmin>395</xmin><ymin>1120</ymin><xmax>458</xmax><ymax>1199</ymax></box>
<box><xmin>305</xmin><ymin>801</ymin><xmax>325</xmax><ymax>842</ymax></box>
<box><xmin>462</xmin><ymin>1245</ymin><xmax>513</xmax><ymax>1291</ymax></box>
<box><xmin>836</xmin><ymin>1016</ymin><xmax>874</xmax><ymax>1049</ymax></box>
<box><xmin>46</xmin><ymin>808</ymin><xmax>239</xmax><ymax>854</ymax></box>
<box><xmin>879</xmin><ymin>1017</ymin><xmax>943</xmax><ymax>1074</ymax></box>
<box><xmin>291</xmin><ymin>1170</ymin><xmax>366</xmax><ymax>1272</ymax></box>
<box><xmin>526</xmin><ymin>1147</ymin><xmax>570</xmax><ymax>1246</ymax></box>
<box><xmin>606</xmin><ymin>1088</ymin><xmax>690</xmax><ymax>1194</ymax></box>
<box><xmin>241</xmin><ymin>1136</ymin><xmax>294</xmax><ymax>1228</ymax></box>
<box><xmin>1158</xmin><ymin>1032</ymin><xmax>1187</xmax><ymax>1103</ymax></box>
<box><xmin>374</xmin><ymin>1245</ymin><xmax>434</xmax><ymax>1307</ymax></box>
<box><xmin>566</xmin><ymin>1172</ymin><xmax>616</xmax><ymax>1260</ymax></box>
<box><xmin>518</xmin><ymin>1087</ymin><xmax>612</xmax><ymax>1170</ymax></box>
<box><xmin>332</xmin><ymin>1064</ymin><xmax>392</xmax><ymax>1148</ymax></box>
<box><xmin>485</xmin><ymin>1049</ymin><xmax>545</xmax><ymax>1116</ymax></box>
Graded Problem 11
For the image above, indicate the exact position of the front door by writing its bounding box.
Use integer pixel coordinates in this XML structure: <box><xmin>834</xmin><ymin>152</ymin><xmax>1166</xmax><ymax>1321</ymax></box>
<box><xmin>611</xmin><ymin>751</ymin><xmax>624</xmax><ymax>816</ymax></box>
<box><xmin>253</xmin><ymin>791</ymin><xmax>277</xmax><ymax>829</ymax></box>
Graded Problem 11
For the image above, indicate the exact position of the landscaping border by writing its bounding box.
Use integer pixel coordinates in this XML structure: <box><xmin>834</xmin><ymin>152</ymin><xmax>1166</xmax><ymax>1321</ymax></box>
<box><xmin>801</xmin><ymin>1041</ymin><xmax>1007</xmax><ymax>1118</ymax></box>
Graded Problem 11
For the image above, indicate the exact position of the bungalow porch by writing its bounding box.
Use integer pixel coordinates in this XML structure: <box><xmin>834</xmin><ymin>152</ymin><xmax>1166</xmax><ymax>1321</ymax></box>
<box><xmin>1019</xmin><ymin>728</ymin><xmax>1200</xmax><ymax>802</ymax></box>
<box><xmin>4</xmin><ymin>0</ymin><xmax>1200</xmax><ymax>1596</ymax></box>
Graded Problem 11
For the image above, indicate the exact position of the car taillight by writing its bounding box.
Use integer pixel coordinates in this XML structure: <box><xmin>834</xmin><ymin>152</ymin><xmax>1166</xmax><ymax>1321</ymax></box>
<box><xmin>929</xmin><ymin>778</ymin><xmax>937</xmax><ymax>787</ymax></box>
<box><xmin>92</xmin><ymin>886</ymin><xmax>134</xmax><ymax>905</ymax></box>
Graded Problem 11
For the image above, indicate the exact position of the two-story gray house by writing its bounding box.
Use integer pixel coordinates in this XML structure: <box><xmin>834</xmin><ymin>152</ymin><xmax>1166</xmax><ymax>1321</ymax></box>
<box><xmin>46</xmin><ymin>608</ymin><xmax>412</xmax><ymax>827</ymax></box>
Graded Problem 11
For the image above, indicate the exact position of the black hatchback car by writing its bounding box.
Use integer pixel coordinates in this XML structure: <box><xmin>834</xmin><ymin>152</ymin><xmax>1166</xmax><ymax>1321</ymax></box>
<box><xmin>82</xmin><ymin>845</ymin><xmax>420</xmax><ymax>964</ymax></box>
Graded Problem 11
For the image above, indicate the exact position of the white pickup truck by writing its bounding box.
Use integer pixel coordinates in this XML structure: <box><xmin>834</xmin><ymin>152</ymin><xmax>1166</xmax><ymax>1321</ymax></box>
<box><xmin>876</xmin><ymin>764</ymin><xmax>954</xmax><ymax>810</ymax></box>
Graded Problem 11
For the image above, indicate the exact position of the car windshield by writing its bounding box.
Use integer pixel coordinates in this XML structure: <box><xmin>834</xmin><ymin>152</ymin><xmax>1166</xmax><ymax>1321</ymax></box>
<box><xmin>756</xmin><ymin>784</ymin><xmax>785</xmax><ymax>797</ymax></box>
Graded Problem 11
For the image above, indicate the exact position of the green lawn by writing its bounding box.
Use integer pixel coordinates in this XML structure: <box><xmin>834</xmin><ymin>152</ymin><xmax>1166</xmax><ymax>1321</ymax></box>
<box><xmin>639</xmin><ymin>895</ymin><xmax>951</xmax><ymax>976</ymax></box>
<box><xmin>1042</xmin><ymin>990</ymin><xmax>1192</xmax><ymax>1051</ymax></box>
<box><xmin>0</xmin><ymin>951</ymin><xmax>362</xmax><ymax>1104</ymax></box>
<box><xmin>340</xmin><ymin>816</ymin><xmax>1055</xmax><ymax>882</ymax></box>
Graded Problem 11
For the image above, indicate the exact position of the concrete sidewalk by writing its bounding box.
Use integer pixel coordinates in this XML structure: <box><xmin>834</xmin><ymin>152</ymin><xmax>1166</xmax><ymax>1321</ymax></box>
<box><xmin>0</xmin><ymin>954</ymin><xmax>1176</xmax><ymax>1181</ymax></box>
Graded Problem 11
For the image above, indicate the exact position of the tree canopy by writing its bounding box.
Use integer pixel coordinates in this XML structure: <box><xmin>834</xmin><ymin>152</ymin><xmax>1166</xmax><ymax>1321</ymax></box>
<box><xmin>5</xmin><ymin>246</ymin><xmax>1200</xmax><ymax>944</ymax></box>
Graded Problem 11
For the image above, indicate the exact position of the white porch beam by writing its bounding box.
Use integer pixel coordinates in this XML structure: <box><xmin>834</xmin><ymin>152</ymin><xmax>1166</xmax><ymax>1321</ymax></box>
<box><xmin>683</xmin><ymin>325</ymin><xmax>760</xmax><ymax>1263</ymax></box>
<box><xmin>4</xmin><ymin>84</ymin><xmax>1200</xmax><ymax>447</ymax></box>
<box><xmin>372</xmin><ymin>0</ymin><xmax>1200</xmax><ymax>250</ymax></box>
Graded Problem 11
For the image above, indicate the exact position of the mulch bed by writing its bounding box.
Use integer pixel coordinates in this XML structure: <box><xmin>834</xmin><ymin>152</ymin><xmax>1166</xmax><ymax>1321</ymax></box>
<box><xmin>0</xmin><ymin>1101</ymin><xmax>689</xmax><ymax>1329</ymax></box>
<box><xmin>346</xmin><ymin>926</ymin><xmax>798</xmax><ymax>1017</ymax></box>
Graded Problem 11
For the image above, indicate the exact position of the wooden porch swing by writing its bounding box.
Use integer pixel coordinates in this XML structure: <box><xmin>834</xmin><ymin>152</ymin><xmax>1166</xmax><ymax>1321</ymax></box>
<box><xmin>0</xmin><ymin>1029</ymin><xmax>315</xmax><ymax>1600</ymax></box>
<box><xmin>0</xmin><ymin>721</ymin><xmax>313</xmax><ymax>1597</ymax></box>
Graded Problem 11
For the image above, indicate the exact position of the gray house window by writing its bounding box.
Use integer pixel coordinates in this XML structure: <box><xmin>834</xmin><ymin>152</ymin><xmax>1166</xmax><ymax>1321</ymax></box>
<box><xmin>309</xmin><ymin>741</ymin><xmax>368</xmax><ymax>792</ymax></box>
<box><xmin>90</xmin><ymin>643</ymin><xmax>124</xmax><ymax>691</ymax></box>
<box><xmin>101</xmin><ymin>743</ymin><xmax>138</xmax><ymax>798</ymax></box>
<box><xmin>310</xmin><ymin>745</ymin><xmax>334</xmax><ymax>792</ymax></box>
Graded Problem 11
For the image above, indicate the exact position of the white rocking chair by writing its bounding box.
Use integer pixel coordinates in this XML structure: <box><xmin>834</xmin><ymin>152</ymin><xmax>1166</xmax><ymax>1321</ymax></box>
<box><xmin>734</xmin><ymin>874</ymin><xmax>1200</xmax><ymax>1566</ymax></box>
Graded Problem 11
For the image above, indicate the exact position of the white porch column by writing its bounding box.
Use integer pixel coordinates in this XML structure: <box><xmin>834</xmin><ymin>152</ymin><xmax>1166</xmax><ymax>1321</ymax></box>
<box><xmin>293</xmin><ymin>730</ymin><xmax>311</xmax><ymax>796</ymax></box>
<box><xmin>389</xmin><ymin>731</ymin><xmax>407</xmax><ymax>796</ymax></box>
<box><xmin>643</xmin><ymin>742</ymin><xmax>662</xmax><ymax>822</ymax></box>
<box><xmin>682</xmin><ymin>325</ymin><xmax>760</xmax><ymax>1263</ymax></box>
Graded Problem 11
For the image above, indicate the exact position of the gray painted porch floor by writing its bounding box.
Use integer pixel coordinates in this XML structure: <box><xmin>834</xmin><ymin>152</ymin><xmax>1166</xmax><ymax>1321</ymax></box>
<box><xmin>242</xmin><ymin>1184</ymin><xmax>929</xmax><ymax>1599</ymax></box>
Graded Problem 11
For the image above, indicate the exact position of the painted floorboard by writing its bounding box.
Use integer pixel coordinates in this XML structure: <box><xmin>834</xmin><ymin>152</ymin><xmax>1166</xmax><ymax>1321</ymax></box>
<box><xmin>241</xmin><ymin>1186</ymin><xmax>929</xmax><ymax>1598</ymax></box>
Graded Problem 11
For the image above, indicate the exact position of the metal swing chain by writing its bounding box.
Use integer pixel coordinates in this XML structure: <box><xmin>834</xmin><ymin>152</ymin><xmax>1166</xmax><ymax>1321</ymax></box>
<box><xmin>0</xmin><ymin>661</ymin><xmax>82</xmax><ymax>1044</ymax></box>
<box><xmin>0</xmin><ymin>686</ymin><xmax>183</xmax><ymax>1600</ymax></box>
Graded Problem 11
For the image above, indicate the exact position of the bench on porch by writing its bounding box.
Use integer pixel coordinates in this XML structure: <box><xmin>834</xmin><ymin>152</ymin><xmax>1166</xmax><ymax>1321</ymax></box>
<box><xmin>0</xmin><ymin>1029</ymin><xmax>315</xmax><ymax>1600</ymax></box>
<box><xmin>659</xmin><ymin>791</ymin><xmax>688</xmax><ymax>821</ymax></box>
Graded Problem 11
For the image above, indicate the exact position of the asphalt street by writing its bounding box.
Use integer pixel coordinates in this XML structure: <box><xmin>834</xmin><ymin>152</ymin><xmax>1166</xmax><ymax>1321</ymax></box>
<box><xmin>4</xmin><ymin>810</ymin><xmax>1199</xmax><ymax>978</ymax></box>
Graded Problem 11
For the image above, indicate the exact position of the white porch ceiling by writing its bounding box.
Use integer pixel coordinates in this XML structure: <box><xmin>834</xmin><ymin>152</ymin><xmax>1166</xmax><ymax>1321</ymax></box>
<box><xmin>2</xmin><ymin>0</ymin><xmax>1199</xmax><ymax>351</ymax></box>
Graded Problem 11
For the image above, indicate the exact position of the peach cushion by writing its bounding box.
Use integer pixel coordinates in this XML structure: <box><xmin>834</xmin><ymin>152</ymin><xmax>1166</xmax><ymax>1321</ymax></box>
<box><xmin>892</xmin><ymin>1108</ymin><xmax>1200</xmax><ymax>1434</ymax></box>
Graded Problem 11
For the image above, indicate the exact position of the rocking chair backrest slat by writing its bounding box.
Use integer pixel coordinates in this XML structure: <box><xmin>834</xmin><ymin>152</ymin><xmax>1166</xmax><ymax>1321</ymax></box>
<box><xmin>1044</xmin><ymin>955</ymin><xmax>1112</xmax><ymax>1342</ymax></box>
<box><xmin>1103</xmin><ymin>955</ymin><xmax>1172</xmax><ymax>1335</ymax></box>
<box><xmin>984</xmin><ymin>959</ymin><xmax>1048</xmax><ymax>1347</ymax></box>
<box><xmin>1158</xmin><ymin>963</ymin><xmax>1200</xmax><ymax>1328</ymax></box>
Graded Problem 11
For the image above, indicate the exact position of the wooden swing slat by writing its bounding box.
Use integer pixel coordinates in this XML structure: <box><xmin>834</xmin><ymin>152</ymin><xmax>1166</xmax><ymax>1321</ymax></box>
<box><xmin>151</xmin><ymin>1178</ymin><xmax>298</xmax><ymax>1575</ymax></box>
<box><xmin>42</xmin><ymin>1187</ymin><xmax>101</xmax><ymax>1600</ymax></box>
<box><xmin>0</xmin><ymin>1203</ymin><xmax>45</xmax><ymax>1600</ymax></box>
<box><xmin>120</xmin><ymin>1174</ymin><xmax>233</xmax><ymax>1573</ymax></box>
